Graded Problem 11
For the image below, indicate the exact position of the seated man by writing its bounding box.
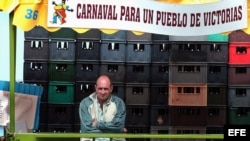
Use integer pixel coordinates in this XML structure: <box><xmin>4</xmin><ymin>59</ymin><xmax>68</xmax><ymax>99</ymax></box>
<box><xmin>79</xmin><ymin>75</ymin><xmax>127</xmax><ymax>141</ymax></box>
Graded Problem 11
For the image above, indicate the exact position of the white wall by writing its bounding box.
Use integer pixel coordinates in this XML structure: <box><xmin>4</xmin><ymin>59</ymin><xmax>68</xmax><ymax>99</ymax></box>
<box><xmin>0</xmin><ymin>12</ymin><xmax>24</xmax><ymax>81</ymax></box>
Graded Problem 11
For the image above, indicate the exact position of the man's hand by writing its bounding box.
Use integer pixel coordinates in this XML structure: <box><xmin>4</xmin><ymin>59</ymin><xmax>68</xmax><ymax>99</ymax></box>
<box><xmin>92</xmin><ymin>119</ymin><xmax>97</xmax><ymax>127</ymax></box>
<box><xmin>123</xmin><ymin>128</ymin><xmax>127</xmax><ymax>133</ymax></box>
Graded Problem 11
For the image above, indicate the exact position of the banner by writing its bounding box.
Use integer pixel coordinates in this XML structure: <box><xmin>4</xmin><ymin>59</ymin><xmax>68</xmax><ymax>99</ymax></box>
<box><xmin>47</xmin><ymin>0</ymin><xmax>247</xmax><ymax>36</ymax></box>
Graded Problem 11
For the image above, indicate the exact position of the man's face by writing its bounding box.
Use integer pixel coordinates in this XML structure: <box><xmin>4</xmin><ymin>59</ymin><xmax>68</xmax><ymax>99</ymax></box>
<box><xmin>95</xmin><ymin>79</ymin><xmax>113</xmax><ymax>103</ymax></box>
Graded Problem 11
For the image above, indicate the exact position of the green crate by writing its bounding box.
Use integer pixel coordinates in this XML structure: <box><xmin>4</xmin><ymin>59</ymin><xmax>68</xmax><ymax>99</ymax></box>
<box><xmin>50</xmin><ymin>28</ymin><xmax>76</xmax><ymax>40</ymax></box>
<box><xmin>49</xmin><ymin>61</ymin><xmax>75</xmax><ymax>82</ymax></box>
<box><xmin>207</xmin><ymin>34</ymin><xmax>228</xmax><ymax>42</ymax></box>
<box><xmin>228</xmin><ymin>107</ymin><xmax>250</xmax><ymax>125</ymax></box>
<box><xmin>48</xmin><ymin>81</ymin><xmax>74</xmax><ymax>104</ymax></box>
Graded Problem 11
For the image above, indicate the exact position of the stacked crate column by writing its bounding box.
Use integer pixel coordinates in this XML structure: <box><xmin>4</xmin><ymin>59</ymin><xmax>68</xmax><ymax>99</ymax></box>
<box><xmin>23</xmin><ymin>26</ymin><xmax>50</xmax><ymax>132</ymax></box>
<box><xmin>48</xmin><ymin>28</ymin><xmax>76</xmax><ymax>132</ymax></box>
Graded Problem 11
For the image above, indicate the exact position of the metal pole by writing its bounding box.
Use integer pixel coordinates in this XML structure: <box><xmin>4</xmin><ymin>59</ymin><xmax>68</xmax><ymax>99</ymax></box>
<box><xmin>9</xmin><ymin>10</ymin><xmax>16</xmax><ymax>141</ymax></box>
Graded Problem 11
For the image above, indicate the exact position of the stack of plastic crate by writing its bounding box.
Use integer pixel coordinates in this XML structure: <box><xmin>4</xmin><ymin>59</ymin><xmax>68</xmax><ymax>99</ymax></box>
<box><xmin>168</xmin><ymin>35</ymin><xmax>209</xmax><ymax>137</ymax></box>
<box><xmin>23</xmin><ymin>26</ymin><xmax>50</xmax><ymax>132</ymax></box>
<box><xmin>99</xmin><ymin>30</ymin><xmax>127</xmax><ymax>101</ymax></box>
<box><xmin>74</xmin><ymin>29</ymin><xmax>101</xmax><ymax>132</ymax></box>
<box><xmin>47</xmin><ymin>28</ymin><xmax>76</xmax><ymax>132</ymax></box>
<box><xmin>150</xmin><ymin>34</ymin><xmax>170</xmax><ymax>141</ymax></box>
<box><xmin>205</xmin><ymin>33</ymin><xmax>229</xmax><ymax>135</ymax></box>
<box><xmin>228</xmin><ymin>30</ymin><xmax>250</xmax><ymax>125</ymax></box>
<box><xmin>125</xmin><ymin>31</ymin><xmax>152</xmax><ymax>141</ymax></box>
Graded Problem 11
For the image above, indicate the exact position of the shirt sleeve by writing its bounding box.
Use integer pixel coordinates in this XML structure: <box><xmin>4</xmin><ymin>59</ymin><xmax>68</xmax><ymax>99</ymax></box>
<box><xmin>96</xmin><ymin>97</ymin><xmax>126</xmax><ymax>133</ymax></box>
<box><xmin>79</xmin><ymin>98</ymin><xmax>101</xmax><ymax>133</ymax></box>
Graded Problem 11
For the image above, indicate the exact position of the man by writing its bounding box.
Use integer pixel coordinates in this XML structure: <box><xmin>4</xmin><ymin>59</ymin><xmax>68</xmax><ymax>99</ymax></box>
<box><xmin>79</xmin><ymin>75</ymin><xmax>127</xmax><ymax>141</ymax></box>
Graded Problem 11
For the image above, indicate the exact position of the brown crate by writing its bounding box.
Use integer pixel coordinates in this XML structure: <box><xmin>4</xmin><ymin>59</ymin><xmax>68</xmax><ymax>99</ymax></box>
<box><xmin>169</xmin><ymin>106</ymin><xmax>207</xmax><ymax>126</ymax></box>
<box><xmin>169</xmin><ymin>84</ymin><xmax>207</xmax><ymax>106</ymax></box>
<box><xmin>228</xmin><ymin>64</ymin><xmax>250</xmax><ymax>85</ymax></box>
<box><xmin>229</xmin><ymin>30</ymin><xmax>250</xmax><ymax>42</ymax></box>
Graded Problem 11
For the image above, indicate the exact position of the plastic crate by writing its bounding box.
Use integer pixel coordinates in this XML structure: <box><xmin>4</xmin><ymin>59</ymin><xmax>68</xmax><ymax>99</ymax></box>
<box><xmin>101</xmin><ymin>30</ymin><xmax>126</xmax><ymax>42</ymax></box>
<box><xmin>49</xmin><ymin>61</ymin><xmax>75</xmax><ymax>82</ymax></box>
<box><xmin>24</xmin><ymin>39</ymin><xmax>49</xmax><ymax>61</ymax></box>
<box><xmin>207</xmin><ymin>84</ymin><xmax>227</xmax><ymax>106</ymax></box>
<box><xmin>49</xmin><ymin>40</ymin><xmax>76</xmax><ymax>61</ymax></box>
<box><xmin>206</xmin><ymin>126</ymin><xmax>224</xmax><ymax>134</ymax></box>
<box><xmin>207</xmin><ymin>63</ymin><xmax>228</xmax><ymax>84</ymax></box>
<box><xmin>169</xmin><ymin>35</ymin><xmax>208</xmax><ymax>41</ymax></box>
<box><xmin>126</xmin><ymin>105</ymin><xmax>150</xmax><ymax>126</ymax></box>
<box><xmin>100</xmin><ymin>62</ymin><xmax>126</xmax><ymax>83</ymax></box>
<box><xmin>100</xmin><ymin>41</ymin><xmax>126</xmax><ymax>62</ymax></box>
<box><xmin>37</xmin><ymin>124</ymin><xmax>47</xmax><ymax>132</ymax></box>
<box><xmin>169</xmin><ymin>106</ymin><xmax>207</xmax><ymax>126</ymax></box>
<box><xmin>150</xmin><ymin>126</ymin><xmax>169</xmax><ymax>141</ymax></box>
<box><xmin>48</xmin><ymin>82</ymin><xmax>74</xmax><ymax>104</ymax></box>
<box><xmin>228</xmin><ymin>85</ymin><xmax>250</xmax><ymax>107</ymax></box>
<box><xmin>39</xmin><ymin>103</ymin><xmax>48</xmax><ymax>124</ymax></box>
<box><xmin>126</xmin><ymin>31</ymin><xmax>152</xmax><ymax>42</ymax></box>
<box><xmin>207</xmin><ymin>34</ymin><xmax>229</xmax><ymax>42</ymax></box>
<box><xmin>76</xmin><ymin>29</ymin><xmax>101</xmax><ymax>40</ymax></box>
<box><xmin>228</xmin><ymin>64</ymin><xmax>250</xmax><ymax>85</ymax></box>
<box><xmin>75</xmin><ymin>81</ymin><xmax>95</xmax><ymax>104</ymax></box>
<box><xmin>170</xmin><ymin>42</ymin><xmax>208</xmax><ymax>62</ymax></box>
<box><xmin>126</xmin><ymin>42</ymin><xmax>151</xmax><ymax>63</ymax></box>
<box><xmin>48</xmin><ymin>104</ymin><xmax>74</xmax><ymax>124</ymax></box>
<box><xmin>47</xmin><ymin>124</ymin><xmax>74</xmax><ymax>133</ymax></box>
<box><xmin>206</xmin><ymin>42</ymin><xmax>228</xmax><ymax>63</ymax></box>
<box><xmin>73</xmin><ymin>124</ymin><xmax>80</xmax><ymax>133</ymax></box>
<box><xmin>125</xmin><ymin>83</ymin><xmax>150</xmax><ymax>105</ymax></box>
<box><xmin>50</xmin><ymin>28</ymin><xmax>76</xmax><ymax>40</ymax></box>
<box><xmin>24</xmin><ymin>26</ymin><xmax>49</xmax><ymax>39</ymax></box>
<box><xmin>169</xmin><ymin>125</ymin><xmax>206</xmax><ymax>134</ymax></box>
<box><xmin>151</xmin><ymin>42</ymin><xmax>170</xmax><ymax>63</ymax></box>
<box><xmin>168</xmin><ymin>83</ymin><xmax>207</xmax><ymax>106</ymax></box>
<box><xmin>126</xmin><ymin>126</ymin><xmax>150</xmax><ymax>141</ymax></box>
<box><xmin>76</xmin><ymin>40</ymin><xmax>100</xmax><ymax>61</ymax></box>
<box><xmin>150</xmin><ymin>84</ymin><xmax>168</xmax><ymax>106</ymax></box>
<box><xmin>228</xmin><ymin>107</ymin><xmax>250</xmax><ymax>125</ymax></box>
<box><xmin>206</xmin><ymin>106</ymin><xmax>227</xmax><ymax>126</ymax></box>
<box><xmin>229</xmin><ymin>30</ymin><xmax>250</xmax><ymax>42</ymax></box>
<box><xmin>23</xmin><ymin>61</ymin><xmax>49</xmax><ymax>81</ymax></box>
<box><xmin>169</xmin><ymin>63</ymin><xmax>207</xmax><ymax>84</ymax></box>
<box><xmin>112</xmin><ymin>83</ymin><xmax>125</xmax><ymax>101</ymax></box>
<box><xmin>152</xmin><ymin>34</ymin><xmax>169</xmax><ymax>42</ymax></box>
<box><xmin>228</xmin><ymin>43</ymin><xmax>250</xmax><ymax>65</ymax></box>
<box><xmin>75</xmin><ymin>61</ymin><xmax>100</xmax><ymax>82</ymax></box>
<box><xmin>74</xmin><ymin>104</ymin><xmax>80</xmax><ymax>126</ymax></box>
<box><xmin>126</xmin><ymin>63</ymin><xmax>150</xmax><ymax>83</ymax></box>
<box><xmin>151</xmin><ymin>63</ymin><xmax>169</xmax><ymax>84</ymax></box>
<box><xmin>150</xmin><ymin>106</ymin><xmax>169</xmax><ymax>126</ymax></box>
<box><xmin>24</xmin><ymin>81</ymin><xmax>48</xmax><ymax>103</ymax></box>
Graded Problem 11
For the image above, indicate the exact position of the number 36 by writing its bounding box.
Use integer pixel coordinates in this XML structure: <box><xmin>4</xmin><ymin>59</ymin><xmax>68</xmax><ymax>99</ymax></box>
<box><xmin>25</xmin><ymin>9</ymin><xmax>38</xmax><ymax>20</ymax></box>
